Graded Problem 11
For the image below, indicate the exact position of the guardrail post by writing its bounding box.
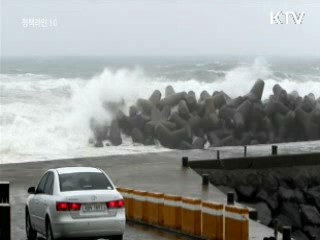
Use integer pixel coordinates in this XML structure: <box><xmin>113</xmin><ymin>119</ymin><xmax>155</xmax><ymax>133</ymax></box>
<box><xmin>274</xmin><ymin>219</ymin><xmax>278</xmax><ymax>239</ymax></box>
<box><xmin>244</xmin><ymin>145</ymin><xmax>247</xmax><ymax>157</ymax></box>
<box><xmin>0</xmin><ymin>182</ymin><xmax>9</xmax><ymax>203</ymax></box>
<box><xmin>225</xmin><ymin>205</ymin><xmax>249</xmax><ymax>240</ymax></box>
<box><xmin>132</xmin><ymin>190</ymin><xmax>147</xmax><ymax>221</ymax></box>
<box><xmin>163</xmin><ymin>194</ymin><xmax>182</xmax><ymax>230</ymax></box>
<box><xmin>202</xmin><ymin>201</ymin><xmax>224</xmax><ymax>240</ymax></box>
<box><xmin>145</xmin><ymin>192</ymin><xmax>164</xmax><ymax>225</ymax></box>
<box><xmin>227</xmin><ymin>192</ymin><xmax>235</xmax><ymax>205</ymax></box>
<box><xmin>0</xmin><ymin>182</ymin><xmax>10</xmax><ymax>240</ymax></box>
<box><xmin>272</xmin><ymin>145</ymin><xmax>278</xmax><ymax>155</ymax></box>
<box><xmin>182</xmin><ymin>156</ymin><xmax>189</xmax><ymax>168</ymax></box>
<box><xmin>202</xmin><ymin>174</ymin><xmax>209</xmax><ymax>186</ymax></box>
<box><xmin>181</xmin><ymin>197</ymin><xmax>202</xmax><ymax>236</ymax></box>
<box><xmin>282</xmin><ymin>226</ymin><xmax>291</xmax><ymax>240</ymax></box>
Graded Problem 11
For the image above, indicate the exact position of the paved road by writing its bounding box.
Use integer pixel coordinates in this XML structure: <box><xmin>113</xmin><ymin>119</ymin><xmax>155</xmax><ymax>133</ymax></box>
<box><xmin>1</xmin><ymin>153</ymin><xmax>197</xmax><ymax>240</ymax></box>
<box><xmin>7</xmin><ymin>185</ymin><xmax>190</xmax><ymax>240</ymax></box>
<box><xmin>1</xmin><ymin>150</ymin><xmax>276</xmax><ymax>239</ymax></box>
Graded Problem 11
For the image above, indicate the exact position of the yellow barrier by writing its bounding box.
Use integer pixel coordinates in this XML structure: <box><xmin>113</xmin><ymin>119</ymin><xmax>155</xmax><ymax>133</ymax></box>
<box><xmin>225</xmin><ymin>205</ymin><xmax>249</xmax><ymax>240</ymax></box>
<box><xmin>132</xmin><ymin>190</ymin><xmax>147</xmax><ymax>221</ymax></box>
<box><xmin>117</xmin><ymin>187</ymin><xmax>132</xmax><ymax>219</ymax></box>
<box><xmin>145</xmin><ymin>192</ymin><xmax>164</xmax><ymax>226</ymax></box>
<box><xmin>202</xmin><ymin>201</ymin><xmax>224</xmax><ymax>240</ymax></box>
<box><xmin>118</xmin><ymin>186</ymin><xmax>251</xmax><ymax>240</ymax></box>
<box><xmin>181</xmin><ymin>197</ymin><xmax>201</xmax><ymax>236</ymax></box>
<box><xmin>163</xmin><ymin>194</ymin><xmax>182</xmax><ymax>230</ymax></box>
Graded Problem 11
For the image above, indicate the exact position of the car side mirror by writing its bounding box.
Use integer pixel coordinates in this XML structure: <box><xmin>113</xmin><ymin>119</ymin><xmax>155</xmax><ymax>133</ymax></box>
<box><xmin>28</xmin><ymin>187</ymin><xmax>36</xmax><ymax>194</ymax></box>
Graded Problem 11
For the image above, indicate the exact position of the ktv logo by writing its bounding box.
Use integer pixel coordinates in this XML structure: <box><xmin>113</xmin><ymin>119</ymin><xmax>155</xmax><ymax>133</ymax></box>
<box><xmin>270</xmin><ymin>11</ymin><xmax>305</xmax><ymax>25</ymax></box>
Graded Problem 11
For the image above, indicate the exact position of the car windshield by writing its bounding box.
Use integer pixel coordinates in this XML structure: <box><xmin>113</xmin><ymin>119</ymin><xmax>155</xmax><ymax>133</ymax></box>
<box><xmin>59</xmin><ymin>172</ymin><xmax>114</xmax><ymax>192</ymax></box>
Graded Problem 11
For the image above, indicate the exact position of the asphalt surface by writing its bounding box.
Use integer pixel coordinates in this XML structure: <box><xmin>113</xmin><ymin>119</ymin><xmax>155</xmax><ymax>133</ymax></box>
<box><xmin>0</xmin><ymin>149</ymin><xmax>278</xmax><ymax>239</ymax></box>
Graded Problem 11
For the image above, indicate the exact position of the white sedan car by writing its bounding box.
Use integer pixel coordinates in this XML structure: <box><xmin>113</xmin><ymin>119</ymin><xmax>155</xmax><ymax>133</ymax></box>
<box><xmin>25</xmin><ymin>167</ymin><xmax>126</xmax><ymax>240</ymax></box>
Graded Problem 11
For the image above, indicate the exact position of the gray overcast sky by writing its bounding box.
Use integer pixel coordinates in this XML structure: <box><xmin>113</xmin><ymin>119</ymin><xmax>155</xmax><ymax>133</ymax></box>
<box><xmin>1</xmin><ymin>0</ymin><xmax>320</xmax><ymax>57</ymax></box>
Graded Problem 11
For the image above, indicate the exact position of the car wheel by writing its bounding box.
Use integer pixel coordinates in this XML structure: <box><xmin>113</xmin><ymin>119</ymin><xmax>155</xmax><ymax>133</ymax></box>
<box><xmin>46</xmin><ymin>218</ymin><xmax>55</xmax><ymax>240</ymax></box>
<box><xmin>109</xmin><ymin>235</ymin><xmax>123</xmax><ymax>240</ymax></box>
<box><xmin>26</xmin><ymin>209</ymin><xmax>37</xmax><ymax>240</ymax></box>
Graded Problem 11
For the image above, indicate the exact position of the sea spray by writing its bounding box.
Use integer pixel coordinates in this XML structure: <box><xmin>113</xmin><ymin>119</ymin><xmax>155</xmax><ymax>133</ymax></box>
<box><xmin>1</xmin><ymin>58</ymin><xmax>320</xmax><ymax>163</ymax></box>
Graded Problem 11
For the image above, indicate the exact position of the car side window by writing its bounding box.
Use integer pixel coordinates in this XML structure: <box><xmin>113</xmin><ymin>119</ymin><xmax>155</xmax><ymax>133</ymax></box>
<box><xmin>36</xmin><ymin>173</ymin><xmax>49</xmax><ymax>194</ymax></box>
<box><xmin>44</xmin><ymin>172</ymin><xmax>54</xmax><ymax>195</ymax></box>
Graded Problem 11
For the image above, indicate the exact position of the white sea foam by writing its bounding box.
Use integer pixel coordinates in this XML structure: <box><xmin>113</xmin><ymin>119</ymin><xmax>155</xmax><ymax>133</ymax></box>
<box><xmin>1</xmin><ymin>58</ymin><xmax>320</xmax><ymax>164</ymax></box>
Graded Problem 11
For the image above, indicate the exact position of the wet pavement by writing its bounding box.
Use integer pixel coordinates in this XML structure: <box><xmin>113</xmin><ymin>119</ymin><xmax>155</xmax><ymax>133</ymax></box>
<box><xmin>0</xmin><ymin>149</ymin><xmax>284</xmax><ymax>239</ymax></box>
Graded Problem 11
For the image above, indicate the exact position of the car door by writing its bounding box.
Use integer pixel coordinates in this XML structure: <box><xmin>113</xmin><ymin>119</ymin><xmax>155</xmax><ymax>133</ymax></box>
<box><xmin>37</xmin><ymin>171</ymin><xmax>54</xmax><ymax>234</ymax></box>
<box><xmin>30</xmin><ymin>172</ymin><xmax>48</xmax><ymax>232</ymax></box>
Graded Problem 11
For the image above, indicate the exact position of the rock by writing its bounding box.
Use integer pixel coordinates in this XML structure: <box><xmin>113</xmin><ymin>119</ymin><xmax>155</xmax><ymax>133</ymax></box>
<box><xmin>150</xmin><ymin>107</ymin><xmax>163</xmax><ymax>121</ymax></box>
<box><xmin>108</xmin><ymin>119</ymin><xmax>122</xmax><ymax>146</ymax></box>
<box><xmin>302</xmin><ymin>93</ymin><xmax>317</xmax><ymax>113</ymax></box>
<box><xmin>178</xmin><ymin>141</ymin><xmax>193</xmax><ymax>150</ymax></box>
<box><xmin>159</xmin><ymin>92</ymin><xmax>188</xmax><ymax>109</ymax></box>
<box><xmin>235</xmin><ymin>184</ymin><xmax>257</xmax><ymax>202</ymax></box>
<box><xmin>94</xmin><ymin>141</ymin><xmax>104</xmax><ymax>148</ymax></box>
<box><xmin>220</xmin><ymin>135</ymin><xmax>238</xmax><ymax>146</ymax></box>
<box><xmin>300</xmin><ymin>204</ymin><xmax>320</xmax><ymax>226</ymax></box>
<box><xmin>251</xmin><ymin>202</ymin><xmax>273</xmax><ymax>226</ymax></box>
<box><xmin>199</xmin><ymin>90</ymin><xmax>211</xmax><ymax>101</ymax></box>
<box><xmin>212</xmin><ymin>92</ymin><xmax>227</xmax><ymax>109</ymax></box>
<box><xmin>261</xmin><ymin>116</ymin><xmax>275</xmax><ymax>142</ymax></box>
<box><xmin>273</xmin><ymin>84</ymin><xmax>288</xmax><ymax>104</ymax></box>
<box><xmin>204</xmin><ymin>97</ymin><xmax>216</xmax><ymax>115</ymax></box>
<box><xmin>155</xmin><ymin>124</ymin><xmax>192</xmax><ymax>149</ymax></box>
<box><xmin>165</xmin><ymin>85</ymin><xmax>175</xmax><ymax>97</ymax></box>
<box><xmin>178</xmin><ymin>100</ymin><xmax>191</xmax><ymax>120</ymax></box>
<box><xmin>188</xmin><ymin>90</ymin><xmax>196</xmax><ymax>99</ymax></box>
<box><xmin>206</xmin><ymin>131</ymin><xmax>221</xmax><ymax>146</ymax></box>
<box><xmin>303</xmin><ymin>226</ymin><xmax>320</xmax><ymax>239</ymax></box>
<box><xmin>90</xmin><ymin>82</ymin><xmax>320</xmax><ymax>150</ymax></box>
<box><xmin>256</xmin><ymin>190</ymin><xmax>279</xmax><ymax>212</ymax></box>
<box><xmin>228</xmin><ymin>96</ymin><xmax>246</xmax><ymax>108</ymax></box>
<box><xmin>192</xmin><ymin>137</ymin><xmax>206</xmax><ymax>149</ymax></box>
<box><xmin>219</xmin><ymin>106</ymin><xmax>236</xmax><ymax>127</ymax></box>
<box><xmin>117</xmin><ymin>111</ymin><xmax>134</xmax><ymax>135</ymax></box>
<box><xmin>185</xmin><ymin>95</ymin><xmax>198</xmax><ymax>113</ymax></box>
<box><xmin>130</xmin><ymin>114</ymin><xmax>150</xmax><ymax>132</ymax></box>
<box><xmin>278</xmin><ymin>187</ymin><xmax>305</xmax><ymax>203</ymax></box>
<box><xmin>200</xmin><ymin>113</ymin><xmax>220</xmax><ymax>132</ymax></box>
<box><xmin>136</xmin><ymin>98</ymin><xmax>154</xmax><ymax>115</ymax></box>
<box><xmin>169</xmin><ymin>112</ymin><xmax>188</xmax><ymax>129</ymax></box>
<box><xmin>131</xmin><ymin>128</ymin><xmax>145</xmax><ymax>144</ymax></box>
<box><xmin>149</xmin><ymin>90</ymin><xmax>161</xmax><ymax>106</ymax></box>
<box><xmin>188</xmin><ymin>115</ymin><xmax>201</xmax><ymax>132</ymax></box>
<box><xmin>279</xmin><ymin>202</ymin><xmax>302</xmax><ymax>229</ymax></box>
<box><xmin>288</xmin><ymin>91</ymin><xmax>302</xmax><ymax>109</ymax></box>
<box><xmin>233</xmin><ymin>100</ymin><xmax>252</xmax><ymax>130</ymax></box>
<box><xmin>246</xmin><ymin>79</ymin><xmax>265</xmax><ymax>102</ymax></box>
<box><xmin>295</xmin><ymin>107</ymin><xmax>319</xmax><ymax>140</ymax></box>
<box><xmin>292</xmin><ymin>230</ymin><xmax>309</xmax><ymax>240</ymax></box>
<box><xmin>129</xmin><ymin>106</ymin><xmax>138</xmax><ymax>117</ymax></box>
<box><xmin>239</xmin><ymin>132</ymin><xmax>255</xmax><ymax>145</ymax></box>
<box><xmin>265</xmin><ymin>101</ymin><xmax>289</xmax><ymax>117</ymax></box>
<box><xmin>160</xmin><ymin>105</ymin><xmax>171</xmax><ymax>120</ymax></box>
<box><xmin>274</xmin><ymin>214</ymin><xmax>293</xmax><ymax>230</ymax></box>
<box><xmin>305</xmin><ymin>186</ymin><xmax>320</xmax><ymax>211</ymax></box>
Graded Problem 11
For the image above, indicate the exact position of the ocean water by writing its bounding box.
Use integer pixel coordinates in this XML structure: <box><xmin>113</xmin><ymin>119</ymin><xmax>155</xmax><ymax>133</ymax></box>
<box><xmin>1</xmin><ymin>56</ymin><xmax>320</xmax><ymax>164</ymax></box>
